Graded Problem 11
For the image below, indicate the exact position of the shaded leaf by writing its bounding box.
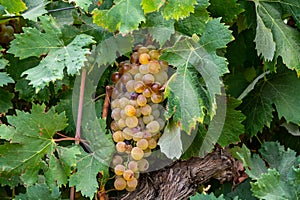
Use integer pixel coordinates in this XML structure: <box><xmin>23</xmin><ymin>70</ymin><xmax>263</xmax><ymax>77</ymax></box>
<box><xmin>217</xmin><ymin>97</ymin><xmax>245</xmax><ymax>147</ymax></box>
<box><xmin>14</xmin><ymin>183</ymin><xmax>61</xmax><ymax>200</ymax></box>
<box><xmin>190</xmin><ymin>193</ymin><xmax>226</xmax><ymax>200</ymax></box>
<box><xmin>208</xmin><ymin>0</ymin><xmax>244</xmax><ymax>23</ymax></box>
<box><xmin>254</xmin><ymin>0</ymin><xmax>300</xmax><ymax>74</ymax></box>
<box><xmin>0</xmin><ymin>88</ymin><xmax>14</xmax><ymax>113</ymax></box>
<box><xmin>240</xmin><ymin>68</ymin><xmax>300</xmax><ymax>136</ymax></box>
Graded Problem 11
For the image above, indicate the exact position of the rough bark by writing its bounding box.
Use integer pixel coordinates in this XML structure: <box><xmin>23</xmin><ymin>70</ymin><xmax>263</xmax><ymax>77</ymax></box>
<box><xmin>112</xmin><ymin>145</ymin><xmax>241</xmax><ymax>200</ymax></box>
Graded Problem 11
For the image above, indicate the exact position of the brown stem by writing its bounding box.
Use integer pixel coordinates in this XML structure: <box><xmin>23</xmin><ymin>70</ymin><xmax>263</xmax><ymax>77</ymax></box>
<box><xmin>102</xmin><ymin>86</ymin><xmax>113</xmax><ymax>119</ymax></box>
<box><xmin>70</xmin><ymin>186</ymin><xmax>75</xmax><ymax>200</ymax></box>
<box><xmin>117</xmin><ymin>146</ymin><xmax>242</xmax><ymax>200</ymax></box>
<box><xmin>75</xmin><ymin>69</ymin><xmax>87</xmax><ymax>144</ymax></box>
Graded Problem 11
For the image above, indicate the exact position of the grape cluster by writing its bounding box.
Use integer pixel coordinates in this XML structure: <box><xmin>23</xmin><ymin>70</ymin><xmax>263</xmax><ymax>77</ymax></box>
<box><xmin>110</xmin><ymin>45</ymin><xmax>168</xmax><ymax>191</ymax></box>
<box><xmin>0</xmin><ymin>24</ymin><xmax>15</xmax><ymax>46</ymax></box>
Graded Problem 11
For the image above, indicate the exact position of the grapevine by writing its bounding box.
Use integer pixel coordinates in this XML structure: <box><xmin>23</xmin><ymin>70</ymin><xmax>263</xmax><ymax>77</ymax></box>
<box><xmin>110</xmin><ymin>45</ymin><xmax>168</xmax><ymax>191</ymax></box>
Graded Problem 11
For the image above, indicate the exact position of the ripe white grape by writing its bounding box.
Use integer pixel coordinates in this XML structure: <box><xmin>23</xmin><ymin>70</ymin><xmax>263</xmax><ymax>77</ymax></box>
<box><xmin>126</xmin><ymin>177</ymin><xmax>138</xmax><ymax>188</ymax></box>
<box><xmin>148</xmin><ymin>60</ymin><xmax>161</xmax><ymax>74</ymax></box>
<box><xmin>134</xmin><ymin>73</ymin><xmax>143</xmax><ymax>81</ymax></box>
<box><xmin>146</xmin><ymin>120</ymin><xmax>160</xmax><ymax>133</ymax></box>
<box><xmin>114</xmin><ymin>177</ymin><xmax>127</xmax><ymax>190</ymax></box>
<box><xmin>139</xmin><ymin>64</ymin><xmax>150</xmax><ymax>74</ymax></box>
<box><xmin>124</xmin><ymin>104</ymin><xmax>136</xmax><ymax>117</ymax></box>
<box><xmin>125</xmin><ymin>80</ymin><xmax>135</xmax><ymax>92</ymax></box>
<box><xmin>142</xmin><ymin>73</ymin><xmax>155</xmax><ymax>85</ymax></box>
<box><xmin>112</xmin><ymin>155</ymin><xmax>123</xmax><ymax>166</ymax></box>
<box><xmin>142</xmin><ymin>115</ymin><xmax>154</xmax><ymax>124</ymax></box>
<box><xmin>111</xmin><ymin>108</ymin><xmax>121</xmax><ymax>120</ymax></box>
<box><xmin>114</xmin><ymin>164</ymin><xmax>125</xmax><ymax>175</ymax></box>
<box><xmin>127</xmin><ymin>160</ymin><xmax>139</xmax><ymax>172</ymax></box>
<box><xmin>133</xmin><ymin>131</ymin><xmax>144</xmax><ymax>141</ymax></box>
<box><xmin>131</xmin><ymin>147</ymin><xmax>144</xmax><ymax>160</ymax></box>
<box><xmin>125</xmin><ymin>116</ymin><xmax>139</xmax><ymax>128</ymax></box>
<box><xmin>112</xmin><ymin>131</ymin><xmax>125</xmax><ymax>142</ymax></box>
<box><xmin>136</xmin><ymin>94</ymin><xmax>147</xmax><ymax>106</ymax></box>
<box><xmin>116</xmin><ymin>141</ymin><xmax>126</xmax><ymax>153</ymax></box>
<box><xmin>123</xmin><ymin>169</ymin><xmax>135</xmax><ymax>181</ymax></box>
<box><xmin>137</xmin><ymin>159</ymin><xmax>149</xmax><ymax>172</ymax></box>
<box><xmin>136</xmin><ymin>138</ymin><xmax>149</xmax><ymax>150</ymax></box>
<box><xmin>119</xmin><ymin>97</ymin><xmax>130</xmax><ymax>109</ymax></box>
<box><xmin>140</xmin><ymin>104</ymin><xmax>152</xmax><ymax>116</ymax></box>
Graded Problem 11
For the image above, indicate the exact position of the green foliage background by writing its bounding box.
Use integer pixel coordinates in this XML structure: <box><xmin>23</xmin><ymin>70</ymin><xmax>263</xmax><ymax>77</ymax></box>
<box><xmin>0</xmin><ymin>0</ymin><xmax>299</xmax><ymax>199</ymax></box>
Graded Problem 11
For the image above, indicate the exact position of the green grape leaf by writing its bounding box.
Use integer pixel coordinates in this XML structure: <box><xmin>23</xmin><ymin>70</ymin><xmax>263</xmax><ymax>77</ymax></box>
<box><xmin>164</xmin><ymin>66</ymin><xmax>206</xmax><ymax>134</ymax></box>
<box><xmin>251</xmin><ymin>169</ymin><xmax>299</xmax><ymax>200</ymax></box>
<box><xmin>232</xmin><ymin>142</ymin><xmax>300</xmax><ymax>199</ymax></box>
<box><xmin>15</xmin><ymin>79</ymin><xmax>51</xmax><ymax>102</ymax></box>
<box><xmin>230</xmin><ymin>145</ymin><xmax>268</xmax><ymax>180</ymax></box>
<box><xmin>8</xmin><ymin>15</ymin><xmax>95</xmax><ymax>91</ymax></box>
<box><xmin>0</xmin><ymin>0</ymin><xmax>27</xmax><ymax>14</ymax></box>
<box><xmin>69</xmin><ymin>118</ymin><xmax>114</xmax><ymax>198</ymax></box>
<box><xmin>254</xmin><ymin>0</ymin><xmax>300</xmax><ymax>74</ymax></box>
<box><xmin>208</xmin><ymin>0</ymin><xmax>244</xmax><ymax>23</ymax></box>
<box><xmin>254</xmin><ymin>5</ymin><xmax>275</xmax><ymax>61</ymax></box>
<box><xmin>69</xmin><ymin>148</ymin><xmax>109</xmax><ymax>198</ymax></box>
<box><xmin>8</xmin><ymin>16</ymin><xmax>62</xmax><ymax>59</ymax></box>
<box><xmin>217</xmin><ymin>97</ymin><xmax>245</xmax><ymax>147</ymax></box>
<box><xmin>21</xmin><ymin>34</ymin><xmax>95</xmax><ymax>91</ymax></box>
<box><xmin>0</xmin><ymin>72</ymin><xmax>14</xmax><ymax>87</ymax></box>
<box><xmin>14</xmin><ymin>183</ymin><xmax>61</xmax><ymax>200</ymax></box>
<box><xmin>259</xmin><ymin>141</ymin><xmax>299</xmax><ymax>180</ymax></box>
<box><xmin>141</xmin><ymin>0</ymin><xmax>164</xmax><ymax>13</ymax></box>
<box><xmin>142</xmin><ymin>12</ymin><xmax>175</xmax><ymax>47</ymax></box>
<box><xmin>22</xmin><ymin>0</ymin><xmax>49</xmax><ymax>21</ymax></box>
<box><xmin>161</xmin><ymin>21</ymin><xmax>233</xmax><ymax>120</ymax></box>
<box><xmin>240</xmin><ymin>69</ymin><xmax>300</xmax><ymax>136</ymax></box>
<box><xmin>0</xmin><ymin>53</ymin><xmax>14</xmax><ymax>87</ymax></box>
<box><xmin>162</xmin><ymin>0</ymin><xmax>197</xmax><ymax>20</ymax></box>
<box><xmin>158</xmin><ymin>120</ymin><xmax>183</xmax><ymax>159</ymax></box>
<box><xmin>0</xmin><ymin>104</ymin><xmax>67</xmax><ymax>187</ymax></box>
<box><xmin>68</xmin><ymin>0</ymin><xmax>93</xmax><ymax>12</ymax></box>
<box><xmin>190</xmin><ymin>193</ymin><xmax>226</xmax><ymax>200</ymax></box>
<box><xmin>55</xmin><ymin>96</ymin><xmax>76</xmax><ymax>133</ymax></box>
<box><xmin>0</xmin><ymin>88</ymin><xmax>14</xmax><ymax>113</ymax></box>
<box><xmin>199</xmin><ymin>18</ymin><xmax>234</xmax><ymax>75</ymax></box>
<box><xmin>93</xmin><ymin>34</ymin><xmax>133</xmax><ymax>66</ymax></box>
<box><xmin>280</xmin><ymin>0</ymin><xmax>300</xmax><ymax>28</ymax></box>
<box><xmin>176</xmin><ymin>0</ymin><xmax>210</xmax><ymax>36</ymax></box>
<box><xmin>0</xmin><ymin>124</ymin><xmax>15</xmax><ymax>140</ymax></box>
<box><xmin>226</xmin><ymin>179</ymin><xmax>256</xmax><ymax>200</ymax></box>
<box><xmin>45</xmin><ymin>146</ymin><xmax>81</xmax><ymax>188</ymax></box>
<box><xmin>92</xmin><ymin>0</ymin><xmax>145</xmax><ymax>34</ymax></box>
